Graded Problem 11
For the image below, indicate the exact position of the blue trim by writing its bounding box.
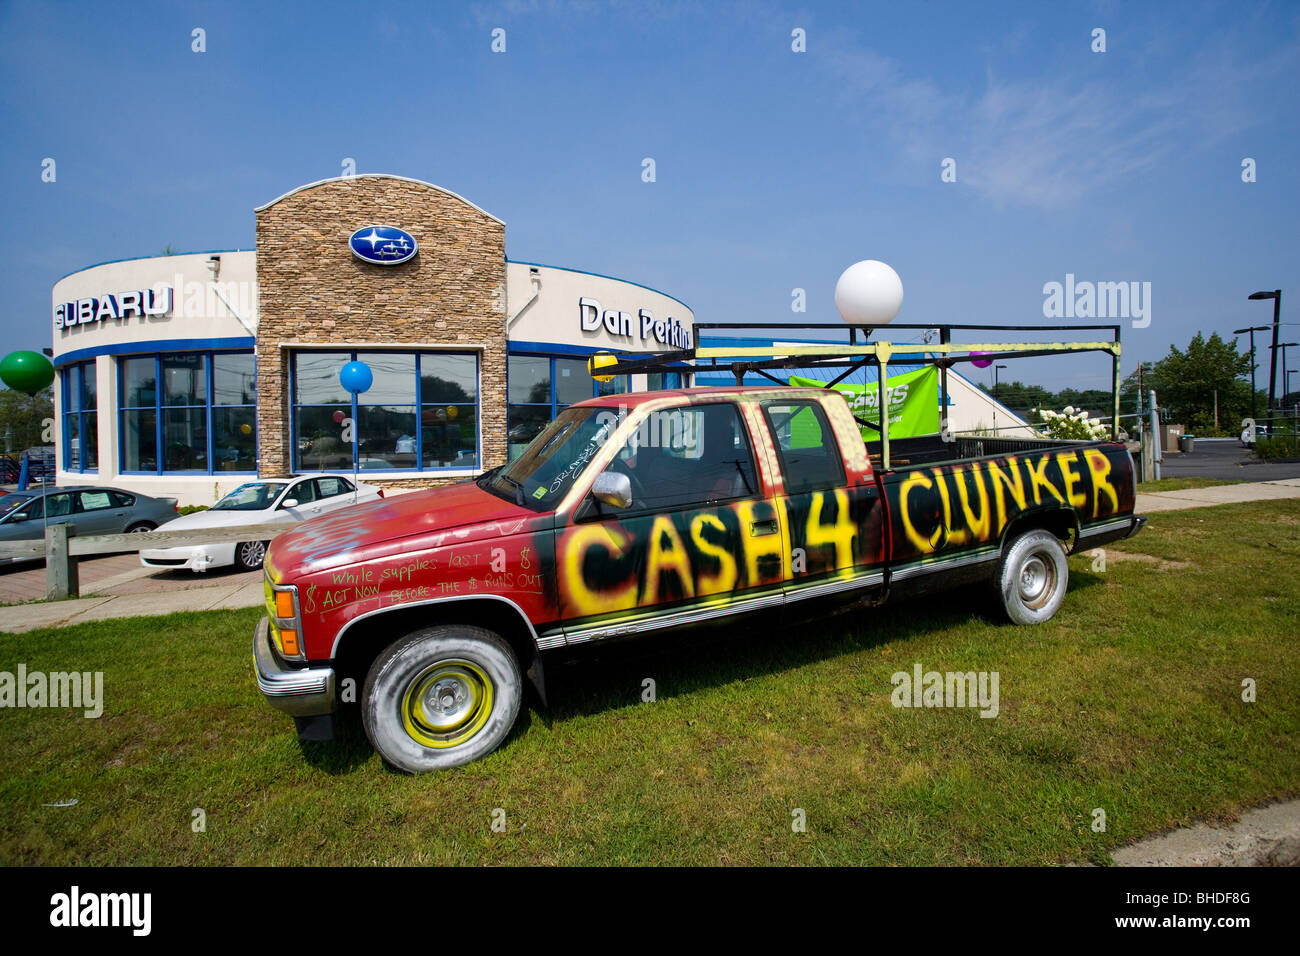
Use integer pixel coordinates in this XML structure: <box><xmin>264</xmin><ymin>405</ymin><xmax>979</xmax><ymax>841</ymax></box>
<box><xmin>55</xmin><ymin>336</ymin><xmax>256</xmax><ymax>369</ymax></box>
<box><xmin>55</xmin><ymin>249</ymin><xmax>252</xmax><ymax>283</ymax></box>
<box><xmin>508</xmin><ymin>341</ymin><xmax>691</xmax><ymax>368</ymax></box>
<box><xmin>506</xmin><ymin>260</ymin><xmax>693</xmax><ymax>314</ymax></box>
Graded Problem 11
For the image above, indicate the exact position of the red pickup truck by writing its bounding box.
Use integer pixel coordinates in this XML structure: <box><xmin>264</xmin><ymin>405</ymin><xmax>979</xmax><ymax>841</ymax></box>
<box><xmin>254</xmin><ymin>386</ymin><xmax>1144</xmax><ymax>772</ymax></box>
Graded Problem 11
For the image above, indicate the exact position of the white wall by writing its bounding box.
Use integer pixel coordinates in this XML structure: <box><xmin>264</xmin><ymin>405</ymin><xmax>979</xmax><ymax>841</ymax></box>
<box><xmin>945</xmin><ymin>369</ymin><xmax>1037</xmax><ymax>437</ymax></box>
<box><xmin>506</xmin><ymin>261</ymin><xmax>693</xmax><ymax>353</ymax></box>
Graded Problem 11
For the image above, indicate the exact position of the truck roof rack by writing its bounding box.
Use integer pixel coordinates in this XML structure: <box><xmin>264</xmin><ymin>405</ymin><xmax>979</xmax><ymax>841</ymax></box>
<box><xmin>589</xmin><ymin>321</ymin><xmax>1123</xmax><ymax>470</ymax></box>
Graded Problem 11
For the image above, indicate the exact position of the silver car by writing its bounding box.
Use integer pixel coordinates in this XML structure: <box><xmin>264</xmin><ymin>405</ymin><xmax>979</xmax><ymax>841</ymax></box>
<box><xmin>0</xmin><ymin>486</ymin><xmax>179</xmax><ymax>562</ymax></box>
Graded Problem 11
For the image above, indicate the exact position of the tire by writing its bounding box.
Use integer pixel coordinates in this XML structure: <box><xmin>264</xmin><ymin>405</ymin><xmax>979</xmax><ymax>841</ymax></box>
<box><xmin>996</xmin><ymin>529</ymin><xmax>1069</xmax><ymax>625</ymax></box>
<box><xmin>125</xmin><ymin>522</ymin><xmax>156</xmax><ymax>534</ymax></box>
<box><xmin>235</xmin><ymin>540</ymin><xmax>269</xmax><ymax>571</ymax></box>
<box><xmin>362</xmin><ymin>626</ymin><xmax>522</xmax><ymax>773</ymax></box>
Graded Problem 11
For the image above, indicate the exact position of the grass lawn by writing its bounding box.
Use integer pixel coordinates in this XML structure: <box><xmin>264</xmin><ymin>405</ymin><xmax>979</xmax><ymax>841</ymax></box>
<box><xmin>1137</xmin><ymin>477</ymin><xmax>1242</xmax><ymax>493</ymax></box>
<box><xmin>1</xmin><ymin>501</ymin><xmax>1297</xmax><ymax>865</ymax></box>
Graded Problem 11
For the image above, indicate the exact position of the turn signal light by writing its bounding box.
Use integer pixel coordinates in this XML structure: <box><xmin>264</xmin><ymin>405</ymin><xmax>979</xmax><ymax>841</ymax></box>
<box><xmin>274</xmin><ymin>591</ymin><xmax>295</xmax><ymax>619</ymax></box>
<box><xmin>279</xmin><ymin>629</ymin><xmax>300</xmax><ymax>657</ymax></box>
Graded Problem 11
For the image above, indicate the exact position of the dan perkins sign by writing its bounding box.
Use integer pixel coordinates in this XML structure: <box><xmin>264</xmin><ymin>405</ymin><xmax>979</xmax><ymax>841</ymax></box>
<box><xmin>579</xmin><ymin>297</ymin><xmax>692</xmax><ymax>349</ymax></box>
<box><xmin>790</xmin><ymin>367</ymin><xmax>940</xmax><ymax>439</ymax></box>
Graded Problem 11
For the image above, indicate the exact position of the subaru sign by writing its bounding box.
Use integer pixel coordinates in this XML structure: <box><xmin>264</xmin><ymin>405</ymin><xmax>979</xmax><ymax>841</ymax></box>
<box><xmin>349</xmin><ymin>226</ymin><xmax>418</xmax><ymax>266</ymax></box>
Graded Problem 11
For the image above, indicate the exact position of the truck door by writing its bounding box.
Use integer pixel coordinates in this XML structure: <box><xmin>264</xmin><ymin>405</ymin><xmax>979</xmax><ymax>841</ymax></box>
<box><xmin>557</xmin><ymin>401</ymin><xmax>786</xmax><ymax>641</ymax></box>
<box><xmin>758</xmin><ymin>398</ymin><xmax>886</xmax><ymax>604</ymax></box>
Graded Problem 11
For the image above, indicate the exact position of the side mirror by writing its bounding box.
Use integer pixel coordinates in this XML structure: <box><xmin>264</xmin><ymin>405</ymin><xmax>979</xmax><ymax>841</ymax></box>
<box><xmin>592</xmin><ymin>471</ymin><xmax>633</xmax><ymax>509</ymax></box>
<box><xmin>282</xmin><ymin>498</ymin><xmax>299</xmax><ymax>509</ymax></box>
<box><xmin>8</xmin><ymin>512</ymin><xmax>27</xmax><ymax>522</ymax></box>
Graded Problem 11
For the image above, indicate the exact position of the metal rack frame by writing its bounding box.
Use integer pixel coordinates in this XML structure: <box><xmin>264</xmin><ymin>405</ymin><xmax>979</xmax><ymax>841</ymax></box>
<box><xmin>594</xmin><ymin>321</ymin><xmax>1123</xmax><ymax>471</ymax></box>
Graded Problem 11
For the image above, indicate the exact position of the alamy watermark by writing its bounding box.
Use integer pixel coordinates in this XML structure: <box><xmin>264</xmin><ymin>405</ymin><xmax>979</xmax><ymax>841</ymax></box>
<box><xmin>891</xmin><ymin>663</ymin><xmax>999</xmax><ymax>718</ymax></box>
<box><xmin>1042</xmin><ymin>274</ymin><xmax>1150</xmax><ymax>328</ymax></box>
<box><xmin>0</xmin><ymin>665</ymin><xmax>103</xmax><ymax>718</ymax></box>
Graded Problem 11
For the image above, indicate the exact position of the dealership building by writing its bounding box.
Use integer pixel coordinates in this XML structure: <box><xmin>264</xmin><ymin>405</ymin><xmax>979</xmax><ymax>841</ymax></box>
<box><xmin>51</xmin><ymin>174</ymin><xmax>694</xmax><ymax>506</ymax></box>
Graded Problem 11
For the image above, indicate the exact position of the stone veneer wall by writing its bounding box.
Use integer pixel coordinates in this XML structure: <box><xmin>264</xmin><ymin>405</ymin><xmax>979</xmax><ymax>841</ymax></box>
<box><xmin>254</xmin><ymin>176</ymin><xmax>507</xmax><ymax>490</ymax></box>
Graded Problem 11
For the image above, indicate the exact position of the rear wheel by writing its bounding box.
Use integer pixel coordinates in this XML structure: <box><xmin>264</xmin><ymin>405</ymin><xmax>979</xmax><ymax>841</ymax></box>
<box><xmin>235</xmin><ymin>540</ymin><xmax>269</xmax><ymax>571</ymax></box>
<box><xmin>362</xmin><ymin>625</ymin><xmax>522</xmax><ymax>773</ymax></box>
<box><xmin>996</xmin><ymin>529</ymin><xmax>1069</xmax><ymax>625</ymax></box>
<box><xmin>126</xmin><ymin>522</ymin><xmax>156</xmax><ymax>534</ymax></box>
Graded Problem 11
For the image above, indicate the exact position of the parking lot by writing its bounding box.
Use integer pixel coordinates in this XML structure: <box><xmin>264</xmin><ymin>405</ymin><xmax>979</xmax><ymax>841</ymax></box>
<box><xmin>1161</xmin><ymin>436</ymin><xmax>1300</xmax><ymax>482</ymax></box>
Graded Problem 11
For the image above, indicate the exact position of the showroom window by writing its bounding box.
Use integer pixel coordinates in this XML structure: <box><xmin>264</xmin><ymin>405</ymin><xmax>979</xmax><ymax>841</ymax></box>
<box><xmin>61</xmin><ymin>360</ymin><xmax>97</xmax><ymax>473</ymax></box>
<box><xmin>119</xmin><ymin>352</ymin><xmax>257</xmax><ymax>474</ymax></box>
<box><xmin>508</xmin><ymin>354</ymin><xmax>635</xmax><ymax>460</ymax></box>
<box><xmin>291</xmin><ymin>351</ymin><xmax>478</xmax><ymax>473</ymax></box>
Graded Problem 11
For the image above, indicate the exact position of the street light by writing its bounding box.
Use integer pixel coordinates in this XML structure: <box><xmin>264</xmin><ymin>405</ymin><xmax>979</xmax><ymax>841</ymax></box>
<box><xmin>1276</xmin><ymin>342</ymin><xmax>1300</xmax><ymax>410</ymax></box>
<box><xmin>1234</xmin><ymin>324</ymin><xmax>1270</xmax><ymax>420</ymax></box>
<box><xmin>994</xmin><ymin>364</ymin><xmax>1007</xmax><ymax>400</ymax></box>
<box><xmin>1248</xmin><ymin>289</ymin><xmax>1282</xmax><ymax>412</ymax></box>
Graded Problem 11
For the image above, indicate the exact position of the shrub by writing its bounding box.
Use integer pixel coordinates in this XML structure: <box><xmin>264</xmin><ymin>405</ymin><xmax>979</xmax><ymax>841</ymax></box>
<box><xmin>1030</xmin><ymin>406</ymin><xmax>1110</xmax><ymax>441</ymax></box>
<box><xmin>1253</xmin><ymin>436</ymin><xmax>1299</xmax><ymax>460</ymax></box>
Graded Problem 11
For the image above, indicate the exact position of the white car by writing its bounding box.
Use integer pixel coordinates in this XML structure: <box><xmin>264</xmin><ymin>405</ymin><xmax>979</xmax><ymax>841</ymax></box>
<box><xmin>140</xmin><ymin>474</ymin><xmax>383</xmax><ymax>572</ymax></box>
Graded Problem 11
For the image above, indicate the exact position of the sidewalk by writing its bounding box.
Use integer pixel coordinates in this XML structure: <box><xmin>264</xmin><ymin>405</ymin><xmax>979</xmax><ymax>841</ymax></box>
<box><xmin>2</xmin><ymin>479</ymin><xmax>1299</xmax><ymax>634</ymax></box>
<box><xmin>1135</xmin><ymin>476</ymin><xmax>1300</xmax><ymax>512</ymax></box>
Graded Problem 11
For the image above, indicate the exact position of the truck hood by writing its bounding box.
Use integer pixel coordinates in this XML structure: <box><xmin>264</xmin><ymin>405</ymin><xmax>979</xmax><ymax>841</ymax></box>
<box><xmin>266</xmin><ymin>478</ymin><xmax>544</xmax><ymax>578</ymax></box>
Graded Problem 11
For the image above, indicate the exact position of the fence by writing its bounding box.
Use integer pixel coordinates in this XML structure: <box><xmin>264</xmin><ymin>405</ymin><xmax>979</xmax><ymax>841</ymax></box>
<box><xmin>0</xmin><ymin>522</ymin><xmax>298</xmax><ymax>600</ymax></box>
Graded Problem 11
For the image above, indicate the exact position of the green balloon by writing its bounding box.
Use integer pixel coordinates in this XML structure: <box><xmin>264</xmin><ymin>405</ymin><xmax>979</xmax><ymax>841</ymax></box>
<box><xmin>0</xmin><ymin>351</ymin><xmax>56</xmax><ymax>396</ymax></box>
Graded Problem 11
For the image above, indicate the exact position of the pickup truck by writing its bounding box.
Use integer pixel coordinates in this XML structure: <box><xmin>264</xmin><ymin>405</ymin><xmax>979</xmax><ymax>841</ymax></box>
<box><xmin>254</xmin><ymin>386</ymin><xmax>1144</xmax><ymax>772</ymax></box>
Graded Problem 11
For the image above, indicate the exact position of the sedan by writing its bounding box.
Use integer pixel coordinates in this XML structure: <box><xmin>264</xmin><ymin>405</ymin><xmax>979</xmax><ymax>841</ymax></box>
<box><xmin>140</xmin><ymin>474</ymin><xmax>383</xmax><ymax>573</ymax></box>
<box><xmin>0</xmin><ymin>486</ymin><xmax>179</xmax><ymax>562</ymax></box>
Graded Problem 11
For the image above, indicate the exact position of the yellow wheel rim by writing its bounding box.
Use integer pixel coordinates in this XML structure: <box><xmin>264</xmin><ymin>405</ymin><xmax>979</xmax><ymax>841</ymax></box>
<box><xmin>401</xmin><ymin>661</ymin><xmax>494</xmax><ymax>749</ymax></box>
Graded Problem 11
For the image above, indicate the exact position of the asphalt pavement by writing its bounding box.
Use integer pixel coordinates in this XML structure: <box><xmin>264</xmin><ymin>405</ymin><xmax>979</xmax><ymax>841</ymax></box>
<box><xmin>1160</xmin><ymin>436</ymin><xmax>1300</xmax><ymax>481</ymax></box>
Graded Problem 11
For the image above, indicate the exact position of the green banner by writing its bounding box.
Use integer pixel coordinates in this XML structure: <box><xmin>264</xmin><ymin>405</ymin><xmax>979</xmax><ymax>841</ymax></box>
<box><xmin>790</xmin><ymin>366</ymin><xmax>940</xmax><ymax>440</ymax></box>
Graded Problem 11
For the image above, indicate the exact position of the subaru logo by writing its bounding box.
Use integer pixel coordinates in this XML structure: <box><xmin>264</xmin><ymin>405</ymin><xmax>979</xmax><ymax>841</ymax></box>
<box><xmin>349</xmin><ymin>225</ymin><xmax>418</xmax><ymax>266</ymax></box>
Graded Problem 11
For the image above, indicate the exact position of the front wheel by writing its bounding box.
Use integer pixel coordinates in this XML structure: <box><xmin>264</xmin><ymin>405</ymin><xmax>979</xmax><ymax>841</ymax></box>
<box><xmin>996</xmin><ymin>529</ymin><xmax>1069</xmax><ymax>625</ymax></box>
<box><xmin>235</xmin><ymin>540</ymin><xmax>269</xmax><ymax>571</ymax></box>
<box><xmin>362</xmin><ymin>626</ymin><xmax>522</xmax><ymax>772</ymax></box>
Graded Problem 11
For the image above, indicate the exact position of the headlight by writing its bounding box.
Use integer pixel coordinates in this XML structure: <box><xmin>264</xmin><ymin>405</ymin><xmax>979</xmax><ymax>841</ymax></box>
<box><xmin>264</xmin><ymin>572</ymin><xmax>303</xmax><ymax>660</ymax></box>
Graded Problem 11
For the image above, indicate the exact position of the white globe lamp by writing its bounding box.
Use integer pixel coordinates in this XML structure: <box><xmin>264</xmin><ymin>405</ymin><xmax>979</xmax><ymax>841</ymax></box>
<box><xmin>834</xmin><ymin>259</ymin><xmax>904</xmax><ymax>326</ymax></box>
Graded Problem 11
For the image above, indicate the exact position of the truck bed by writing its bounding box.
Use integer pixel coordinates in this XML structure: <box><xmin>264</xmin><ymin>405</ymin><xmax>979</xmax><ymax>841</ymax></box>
<box><xmin>865</xmin><ymin>433</ymin><xmax>1085</xmax><ymax>470</ymax></box>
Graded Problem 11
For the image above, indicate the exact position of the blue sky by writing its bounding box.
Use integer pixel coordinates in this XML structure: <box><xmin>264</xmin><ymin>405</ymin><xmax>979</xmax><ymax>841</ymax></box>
<box><xmin>2</xmin><ymin>0</ymin><xmax>1297</xmax><ymax>393</ymax></box>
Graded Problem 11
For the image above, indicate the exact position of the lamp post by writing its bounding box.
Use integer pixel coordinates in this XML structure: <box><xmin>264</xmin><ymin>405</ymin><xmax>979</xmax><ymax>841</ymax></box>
<box><xmin>1276</xmin><ymin>343</ymin><xmax>1299</xmax><ymax>409</ymax></box>
<box><xmin>1248</xmin><ymin>290</ymin><xmax>1282</xmax><ymax>412</ymax></box>
<box><xmin>1234</xmin><ymin>324</ymin><xmax>1269</xmax><ymax>421</ymax></box>
<box><xmin>994</xmin><ymin>364</ymin><xmax>1007</xmax><ymax>400</ymax></box>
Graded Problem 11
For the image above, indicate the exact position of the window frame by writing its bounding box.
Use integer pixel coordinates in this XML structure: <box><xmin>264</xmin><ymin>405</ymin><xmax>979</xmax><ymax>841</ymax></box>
<box><xmin>760</xmin><ymin>399</ymin><xmax>847</xmax><ymax>494</ymax></box>
<box><xmin>61</xmin><ymin>360</ymin><xmax>98</xmax><ymax>474</ymax></box>
<box><xmin>580</xmin><ymin>401</ymin><xmax>761</xmax><ymax>520</ymax></box>
<box><xmin>118</xmin><ymin>351</ymin><xmax>257</xmax><ymax>476</ymax></box>
<box><xmin>289</xmin><ymin>350</ymin><xmax>479</xmax><ymax>474</ymax></box>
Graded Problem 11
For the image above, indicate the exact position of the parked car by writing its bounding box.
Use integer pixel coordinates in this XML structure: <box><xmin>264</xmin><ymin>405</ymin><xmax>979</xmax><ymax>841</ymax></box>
<box><xmin>0</xmin><ymin>486</ymin><xmax>178</xmax><ymax>562</ymax></box>
<box><xmin>141</xmin><ymin>474</ymin><xmax>383</xmax><ymax>573</ymax></box>
<box><xmin>254</xmin><ymin>386</ymin><xmax>1144</xmax><ymax>772</ymax></box>
<box><xmin>0</xmin><ymin>491</ymin><xmax>35</xmax><ymax>517</ymax></box>
<box><xmin>1241</xmin><ymin>424</ymin><xmax>1269</xmax><ymax>446</ymax></box>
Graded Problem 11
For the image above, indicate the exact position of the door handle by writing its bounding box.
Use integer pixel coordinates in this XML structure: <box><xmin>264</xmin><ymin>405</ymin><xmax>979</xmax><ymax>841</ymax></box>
<box><xmin>750</xmin><ymin>518</ymin><xmax>779</xmax><ymax>536</ymax></box>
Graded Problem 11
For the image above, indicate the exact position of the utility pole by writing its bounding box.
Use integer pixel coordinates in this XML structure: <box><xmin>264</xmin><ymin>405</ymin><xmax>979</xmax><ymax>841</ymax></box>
<box><xmin>1234</xmin><ymin>325</ymin><xmax>1268</xmax><ymax>421</ymax></box>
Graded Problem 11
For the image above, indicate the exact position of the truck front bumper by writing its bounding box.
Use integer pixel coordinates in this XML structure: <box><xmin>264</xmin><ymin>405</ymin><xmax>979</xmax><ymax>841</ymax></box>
<box><xmin>253</xmin><ymin>616</ymin><xmax>336</xmax><ymax>719</ymax></box>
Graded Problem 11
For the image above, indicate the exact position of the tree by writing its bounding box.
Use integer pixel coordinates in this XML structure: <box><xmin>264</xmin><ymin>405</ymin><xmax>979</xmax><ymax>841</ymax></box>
<box><xmin>0</xmin><ymin>384</ymin><xmax>54</xmax><ymax>454</ymax></box>
<box><xmin>1123</xmin><ymin>332</ymin><xmax>1253</xmax><ymax>434</ymax></box>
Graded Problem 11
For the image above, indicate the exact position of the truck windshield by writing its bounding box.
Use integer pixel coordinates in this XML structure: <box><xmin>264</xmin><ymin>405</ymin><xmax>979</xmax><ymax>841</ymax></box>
<box><xmin>485</xmin><ymin>407</ymin><xmax>619</xmax><ymax>511</ymax></box>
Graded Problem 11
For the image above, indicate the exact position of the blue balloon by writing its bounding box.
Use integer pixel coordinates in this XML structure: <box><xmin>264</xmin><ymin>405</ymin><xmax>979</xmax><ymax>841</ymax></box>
<box><xmin>339</xmin><ymin>360</ymin><xmax>373</xmax><ymax>394</ymax></box>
